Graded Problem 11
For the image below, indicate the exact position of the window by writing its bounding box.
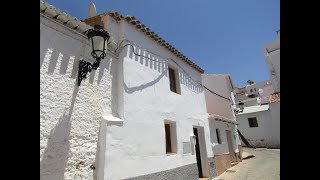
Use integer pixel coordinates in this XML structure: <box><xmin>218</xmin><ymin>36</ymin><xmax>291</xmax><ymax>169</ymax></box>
<box><xmin>254</xmin><ymin>88</ymin><xmax>257</xmax><ymax>92</ymax></box>
<box><xmin>168</xmin><ymin>67</ymin><xmax>180</xmax><ymax>94</ymax></box>
<box><xmin>216</xmin><ymin>128</ymin><xmax>222</xmax><ymax>144</ymax></box>
<box><xmin>164</xmin><ymin>121</ymin><xmax>177</xmax><ymax>154</ymax></box>
<box><xmin>248</xmin><ymin>117</ymin><xmax>258</xmax><ymax>127</ymax></box>
<box><xmin>250</xmin><ymin>89</ymin><xmax>253</xmax><ymax>93</ymax></box>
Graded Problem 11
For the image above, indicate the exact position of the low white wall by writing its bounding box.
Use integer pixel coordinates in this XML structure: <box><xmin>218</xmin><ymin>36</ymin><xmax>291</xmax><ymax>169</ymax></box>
<box><xmin>236</xmin><ymin>109</ymin><xmax>279</xmax><ymax>148</ymax></box>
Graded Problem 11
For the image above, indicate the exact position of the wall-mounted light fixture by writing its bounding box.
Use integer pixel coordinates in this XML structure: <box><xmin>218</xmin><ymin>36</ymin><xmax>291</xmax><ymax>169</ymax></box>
<box><xmin>238</xmin><ymin>101</ymin><xmax>244</xmax><ymax>112</ymax></box>
<box><xmin>190</xmin><ymin>134</ymin><xmax>197</xmax><ymax>145</ymax></box>
<box><xmin>78</xmin><ymin>25</ymin><xmax>110</xmax><ymax>86</ymax></box>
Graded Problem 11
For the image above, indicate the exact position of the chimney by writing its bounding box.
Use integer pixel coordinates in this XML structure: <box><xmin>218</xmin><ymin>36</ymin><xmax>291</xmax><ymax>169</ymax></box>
<box><xmin>82</xmin><ymin>2</ymin><xmax>104</xmax><ymax>28</ymax></box>
<box><xmin>89</xmin><ymin>2</ymin><xmax>97</xmax><ymax>17</ymax></box>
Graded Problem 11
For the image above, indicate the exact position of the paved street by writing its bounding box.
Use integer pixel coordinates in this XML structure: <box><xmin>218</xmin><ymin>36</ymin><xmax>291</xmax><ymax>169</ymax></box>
<box><xmin>213</xmin><ymin>148</ymin><xmax>280</xmax><ymax>180</ymax></box>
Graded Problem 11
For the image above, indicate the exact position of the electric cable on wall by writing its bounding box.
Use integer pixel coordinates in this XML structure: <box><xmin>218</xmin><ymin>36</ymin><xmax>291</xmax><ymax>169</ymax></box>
<box><xmin>116</xmin><ymin>39</ymin><xmax>232</xmax><ymax>102</ymax></box>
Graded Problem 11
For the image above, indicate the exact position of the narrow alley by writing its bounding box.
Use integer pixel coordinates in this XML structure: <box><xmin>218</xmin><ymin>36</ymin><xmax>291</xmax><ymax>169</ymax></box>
<box><xmin>213</xmin><ymin>148</ymin><xmax>280</xmax><ymax>180</ymax></box>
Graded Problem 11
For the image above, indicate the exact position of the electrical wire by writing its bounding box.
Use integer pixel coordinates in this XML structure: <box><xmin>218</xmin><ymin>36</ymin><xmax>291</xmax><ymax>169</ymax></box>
<box><xmin>116</xmin><ymin>39</ymin><xmax>232</xmax><ymax>102</ymax></box>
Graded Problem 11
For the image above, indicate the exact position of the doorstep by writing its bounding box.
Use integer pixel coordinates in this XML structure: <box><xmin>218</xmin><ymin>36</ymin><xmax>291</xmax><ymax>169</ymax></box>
<box><xmin>231</xmin><ymin>162</ymin><xmax>239</xmax><ymax>167</ymax></box>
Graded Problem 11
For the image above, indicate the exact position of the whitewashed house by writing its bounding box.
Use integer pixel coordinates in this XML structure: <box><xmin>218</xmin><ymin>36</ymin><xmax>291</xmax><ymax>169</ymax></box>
<box><xmin>40</xmin><ymin>1</ymin><xmax>217</xmax><ymax>180</ymax></box>
<box><xmin>234</xmin><ymin>31</ymin><xmax>280</xmax><ymax>148</ymax></box>
<box><xmin>202</xmin><ymin>74</ymin><xmax>242</xmax><ymax>176</ymax></box>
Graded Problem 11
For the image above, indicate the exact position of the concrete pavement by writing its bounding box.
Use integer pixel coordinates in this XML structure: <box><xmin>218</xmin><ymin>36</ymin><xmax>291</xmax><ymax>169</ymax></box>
<box><xmin>212</xmin><ymin>148</ymin><xmax>280</xmax><ymax>180</ymax></box>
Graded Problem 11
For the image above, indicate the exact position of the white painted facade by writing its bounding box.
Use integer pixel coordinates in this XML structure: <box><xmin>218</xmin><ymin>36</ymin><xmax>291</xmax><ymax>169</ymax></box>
<box><xmin>236</xmin><ymin>104</ymin><xmax>279</xmax><ymax>148</ymax></box>
<box><xmin>102</xmin><ymin>14</ymin><xmax>212</xmax><ymax>180</ymax></box>
<box><xmin>41</xmin><ymin>2</ymin><xmax>214</xmax><ymax>180</ymax></box>
<box><xmin>208</xmin><ymin>117</ymin><xmax>240</xmax><ymax>156</ymax></box>
<box><xmin>40</xmin><ymin>14</ymin><xmax>114</xmax><ymax>180</ymax></box>
<box><xmin>202</xmin><ymin>74</ymin><xmax>241</xmax><ymax>155</ymax></box>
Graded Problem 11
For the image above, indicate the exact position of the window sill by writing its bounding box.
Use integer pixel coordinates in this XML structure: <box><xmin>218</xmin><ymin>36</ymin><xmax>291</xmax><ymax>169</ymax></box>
<box><xmin>166</xmin><ymin>153</ymin><xmax>177</xmax><ymax>156</ymax></box>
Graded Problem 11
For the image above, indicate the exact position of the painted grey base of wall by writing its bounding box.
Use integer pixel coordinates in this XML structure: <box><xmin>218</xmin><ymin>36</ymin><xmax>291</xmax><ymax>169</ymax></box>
<box><xmin>208</xmin><ymin>158</ymin><xmax>217</xmax><ymax>178</ymax></box>
<box><xmin>125</xmin><ymin>158</ymin><xmax>217</xmax><ymax>180</ymax></box>
<box><xmin>242</xmin><ymin>143</ymin><xmax>280</xmax><ymax>149</ymax></box>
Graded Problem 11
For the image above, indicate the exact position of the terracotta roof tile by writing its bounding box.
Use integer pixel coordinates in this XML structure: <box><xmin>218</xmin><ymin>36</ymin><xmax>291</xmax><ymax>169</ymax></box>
<box><xmin>40</xmin><ymin>0</ymin><xmax>204</xmax><ymax>73</ymax></box>
<box><xmin>83</xmin><ymin>12</ymin><xmax>204</xmax><ymax>73</ymax></box>
<box><xmin>40</xmin><ymin>1</ymin><xmax>92</xmax><ymax>35</ymax></box>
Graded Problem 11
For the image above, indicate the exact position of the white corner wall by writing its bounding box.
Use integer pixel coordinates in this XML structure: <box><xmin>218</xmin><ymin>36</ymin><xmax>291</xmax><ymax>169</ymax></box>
<box><xmin>209</xmin><ymin>120</ymin><xmax>238</xmax><ymax>155</ymax></box>
<box><xmin>40</xmin><ymin>16</ymin><xmax>113</xmax><ymax>180</ymax></box>
<box><xmin>102</xmin><ymin>19</ymin><xmax>212</xmax><ymax>179</ymax></box>
<box><xmin>236</xmin><ymin>109</ymin><xmax>279</xmax><ymax>148</ymax></box>
<box><xmin>269</xmin><ymin>102</ymin><xmax>280</xmax><ymax>147</ymax></box>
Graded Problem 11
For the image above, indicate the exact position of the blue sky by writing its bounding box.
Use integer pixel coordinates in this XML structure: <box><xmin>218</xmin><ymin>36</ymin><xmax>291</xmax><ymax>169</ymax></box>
<box><xmin>45</xmin><ymin>0</ymin><xmax>279</xmax><ymax>87</ymax></box>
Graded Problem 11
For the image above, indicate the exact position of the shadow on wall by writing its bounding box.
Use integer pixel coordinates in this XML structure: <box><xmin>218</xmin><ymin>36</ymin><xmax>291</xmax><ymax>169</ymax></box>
<box><xmin>125</xmin><ymin>45</ymin><xmax>202</xmax><ymax>93</ymax></box>
<box><xmin>40</xmin><ymin>46</ymin><xmax>99</xmax><ymax>179</ymax></box>
<box><xmin>179</xmin><ymin>71</ymin><xmax>203</xmax><ymax>93</ymax></box>
<box><xmin>40</xmin><ymin>47</ymin><xmax>112</xmax><ymax>86</ymax></box>
<box><xmin>40</xmin><ymin>84</ymin><xmax>79</xmax><ymax>180</ymax></box>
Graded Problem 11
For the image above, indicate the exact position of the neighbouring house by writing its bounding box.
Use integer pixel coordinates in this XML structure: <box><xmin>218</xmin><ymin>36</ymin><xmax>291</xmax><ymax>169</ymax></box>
<box><xmin>263</xmin><ymin>30</ymin><xmax>280</xmax><ymax>93</ymax></box>
<box><xmin>202</xmin><ymin>74</ymin><xmax>242</xmax><ymax>176</ymax></box>
<box><xmin>234</xmin><ymin>31</ymin><xmax>280</xmax><ymax>148</ymax></box>
<box><xmin>234</xmin><ymin>80</ymin><xmax>271</xmax><ymax>107</ymax></box>
<box><xmin>40</xmin><ymin>1</ymin><xmax>218</xmax><ymax>180</ymax></box>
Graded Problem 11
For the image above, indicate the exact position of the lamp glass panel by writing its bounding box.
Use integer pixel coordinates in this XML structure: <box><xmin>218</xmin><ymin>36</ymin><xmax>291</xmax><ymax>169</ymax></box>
<box><xmin>92</xmin><ymin>36</ymin><xmax>106</xmax><ymax>57</ymax></box>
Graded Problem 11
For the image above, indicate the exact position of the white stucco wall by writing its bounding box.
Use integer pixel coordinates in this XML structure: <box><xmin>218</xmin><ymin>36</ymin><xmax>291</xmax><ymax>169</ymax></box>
<box><xmin>40</xmin><ymin>15</ymin><xmax>114</xmax><ymax>180</ymax></box>
<box><xmin>101</xmin><ymin>18</ymin><xmax>212</xmax><ymax>179</ymax></box>
<box><xmin>236</xmin><ymin>107</ymin><xmax>279</xmax><ymax>148</ymax></box>
<box><xmin>202</xmin><ymin>74</ymin><xmax>234</xmax><ymax>119</ymax></box>
<box><xmin>263</xmin><ymin>39</ymin><xmax>280</xmax><ymax>93</ymax></box>
<box><xmin>209</xmin><ymin>120</ymin><xmax>239</xmax><ymax>155</ymax></box>
<box><xmin>41</xmin><ymin>8</ymin><xmax>214</xmax><ymax>179</ymax></box>
<box><xmin>269</xmin><ymin>102</ymin><xmax>280</xmax><ymax>146</ymax></box>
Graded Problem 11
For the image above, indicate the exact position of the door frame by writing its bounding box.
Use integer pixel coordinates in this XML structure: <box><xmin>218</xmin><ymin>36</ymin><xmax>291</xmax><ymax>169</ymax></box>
<box><xmin>193</xmin><ymin>126</ymin><xmax>210</xmax><ymax>178</ymax></box>
<box><xmin>226</xmin><ymin>130</ymin><xmax>237</xmax><ymax>162</ymax></box>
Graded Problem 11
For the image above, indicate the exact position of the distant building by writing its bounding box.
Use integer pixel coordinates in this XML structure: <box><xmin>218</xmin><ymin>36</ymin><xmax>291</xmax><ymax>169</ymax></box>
<box><xmin>234</xmin><ymin>31</ymin><xmax>280</xmax><ymax>148</ymax></box>
<box><xmin>263</xmin><ymin>30</ymin><xmax>280</xmax><ymax>93</ymax></box>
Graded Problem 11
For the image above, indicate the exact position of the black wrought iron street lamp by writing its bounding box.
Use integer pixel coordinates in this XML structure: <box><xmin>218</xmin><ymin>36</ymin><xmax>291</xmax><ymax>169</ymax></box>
<box><xmin>78</xmin><ymin>25</ymin><xmax>110</xmax><ymax>86</ymax></box>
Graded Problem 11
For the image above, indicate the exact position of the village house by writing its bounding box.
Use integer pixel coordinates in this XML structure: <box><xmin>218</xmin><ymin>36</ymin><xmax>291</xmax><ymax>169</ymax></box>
<box><xmin>202</xmin><ymin>74</ymin><xmax>242</xmax><ymax>176</ymax></box>
<box><xmin>40</xmin><ymin>1</ymin><xmax>222</xmax><ymax>180</ymax></box>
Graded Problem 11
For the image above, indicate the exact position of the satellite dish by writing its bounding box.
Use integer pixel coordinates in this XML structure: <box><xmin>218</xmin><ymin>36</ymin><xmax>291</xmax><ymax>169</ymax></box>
<box><xmin>89</xmin><ymin>2</ymin><xmax>97</xmax><ymax>17</ymax></box>
<box><xmin>259</xmin><ymin>88</ymin><xmax>264</xmax><ymax>94</ymax></box>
